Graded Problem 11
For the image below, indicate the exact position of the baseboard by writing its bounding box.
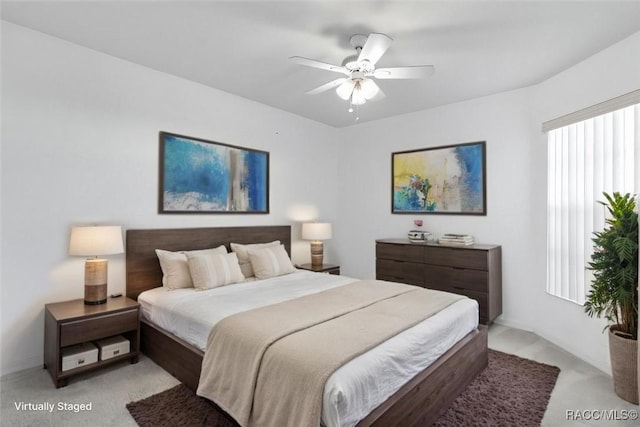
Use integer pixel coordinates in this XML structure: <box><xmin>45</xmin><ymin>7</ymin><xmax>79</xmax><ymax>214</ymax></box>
<box><xmin>492</xmin><ymin>317</ymin><xmax>611</xmax><ymax>376</ymax></box>
<box><xmin>1</xmin><ymin>354</ymin><xmax>42</xmax><ymax>378</ymax></box>
<box><xmin>492</xmin><ymin>316</ymin><xmax>533</xmax><ymax>332</ymax></box>
<box><xmin>533</xmin><ymin>328</ymin><xmax>611</xmax><ymax>375</ymax></box>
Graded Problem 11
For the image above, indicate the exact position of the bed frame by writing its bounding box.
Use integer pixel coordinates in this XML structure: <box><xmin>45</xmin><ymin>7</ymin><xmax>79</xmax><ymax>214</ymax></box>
<box><xmin>126</xmin><ymin>226</ymin><xmax>487</xmax><ymax>427</ymax></box>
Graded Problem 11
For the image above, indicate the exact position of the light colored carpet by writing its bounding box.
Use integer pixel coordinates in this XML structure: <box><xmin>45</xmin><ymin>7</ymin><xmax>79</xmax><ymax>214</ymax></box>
<box><xmin>1</xmin><ymin>355</ymin><xmax>178</xmax><ymax>426</ymax></box>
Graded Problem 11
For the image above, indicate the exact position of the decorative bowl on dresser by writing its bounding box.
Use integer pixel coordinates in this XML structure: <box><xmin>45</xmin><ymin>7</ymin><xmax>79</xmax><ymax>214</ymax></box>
<box><xmin>376</xmin><ymin>239</ymin><xmax>502</xmax><ymax>324</ymax></box>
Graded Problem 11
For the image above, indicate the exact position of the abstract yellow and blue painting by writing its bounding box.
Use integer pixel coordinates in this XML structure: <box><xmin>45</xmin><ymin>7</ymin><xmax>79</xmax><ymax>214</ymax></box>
<box><xmin>392</xmin><ymin>141</ymin><xmax>485</xmax><ymax>214</ymax></box>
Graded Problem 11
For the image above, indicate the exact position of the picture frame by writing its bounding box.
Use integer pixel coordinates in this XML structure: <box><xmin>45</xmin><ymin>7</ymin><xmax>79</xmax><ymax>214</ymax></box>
<box><xmin>392</xmin><ymin>141</ymin><xmax>486</xmax><ymax>215</ymax></box>
<box><xmin>159</xmin><ymin>132</ymin><xmax>269</xmax><ymax>214</ymax></box>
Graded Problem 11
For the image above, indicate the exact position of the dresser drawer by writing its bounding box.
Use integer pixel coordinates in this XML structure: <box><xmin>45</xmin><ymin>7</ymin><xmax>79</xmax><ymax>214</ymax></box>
<box><xmin>377</xmin><ymin>243</ymin><xmax>423</xmax><ymax>263</ymax></box>
<box><xmin>427</xmin><ymin>284</ymin><xmax>487</xmax><ymax>323</ymax></box>
<box><xmin>376</xmin><ymin>259</ymin><xmax>424</xmax><ymax>286</ymax></box>
<box><xmin>424</xmin><ymin>246</ymin><xmax>488</xmax><ymax>270</ymax></box>
<box><xmin>423</xmin><ymin>265</ymin><xmax>488</xmax><ymax>293</ymax></box>
<box><xmin>60</xmin><ymin>309</ymin><xmax>138</xmax><ymax>347</ymax></box>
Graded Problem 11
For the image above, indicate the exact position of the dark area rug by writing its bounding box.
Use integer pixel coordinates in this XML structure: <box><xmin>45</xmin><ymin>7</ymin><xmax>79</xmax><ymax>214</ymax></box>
<box><xmin>434</xmin><ymin>349</ymin><xmax>560</xmax><ymax>427</ymax></box>
<box><xmin>127</xmin><ymin>349</ymin><xmax>560</xmax><ymax>427</ymax></box>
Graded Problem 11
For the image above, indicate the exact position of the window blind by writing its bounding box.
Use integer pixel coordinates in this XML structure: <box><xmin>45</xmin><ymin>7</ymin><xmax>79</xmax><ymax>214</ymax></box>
<box><xmin>542</xmin><ymin>89</ymin><xmax>640</xmax><ymax>133</ymax></box>
<box><xmin>546</xmin><ymin>103</ymin><xmax>639</xmax><ymax>304</ymax></box>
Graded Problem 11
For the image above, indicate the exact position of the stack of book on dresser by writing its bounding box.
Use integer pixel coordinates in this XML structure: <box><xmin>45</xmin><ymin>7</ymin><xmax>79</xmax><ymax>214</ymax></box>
<box><xmin>438</xmin><ymin>234</ymin><xmax>474</xmax><ymax>246</ymax></box>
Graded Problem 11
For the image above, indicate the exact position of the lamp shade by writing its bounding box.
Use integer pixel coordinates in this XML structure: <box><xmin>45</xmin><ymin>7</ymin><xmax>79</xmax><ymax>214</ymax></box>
<box><xmin>302</xmin><ymin>223</ymin><xmax>332</xmax><ymax>241</ymax></box>
<box><xmin>336</xmin><ymin>80</ymin><xmax>356</xmax><ymax>100</ymax></box>
<box><xmin>360</xmin><ymin>78</ymin><xmax>380</xmax><ymax>99</ymax></box>
<box><xmin>69</xmin><ymin>226</ymin><xmax>124</xmax><ymax>256</ymax></box>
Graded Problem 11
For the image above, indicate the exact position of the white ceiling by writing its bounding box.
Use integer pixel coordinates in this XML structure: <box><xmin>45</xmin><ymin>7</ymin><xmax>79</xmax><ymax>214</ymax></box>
<box><xmin>3</xmin><ymin>1</ymin><xmax>640</xmax><ymax>128</ymax></box>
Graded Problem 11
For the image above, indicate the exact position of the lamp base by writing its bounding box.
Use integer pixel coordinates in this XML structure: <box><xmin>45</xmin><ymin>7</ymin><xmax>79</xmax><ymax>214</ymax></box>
<box><xmin>84</xmin><ymin>285</ymin><xmax>107</xmax><ymax>305</ymax></box>
<box><xmin>84</xmin><ymin>259</ymin><xmax>108</xmax><ymax>305</ymax></box>
<box><xmin>310</xmin><ymin>241</ymin><xmax>324</xmax><ymax>267</ymax></box>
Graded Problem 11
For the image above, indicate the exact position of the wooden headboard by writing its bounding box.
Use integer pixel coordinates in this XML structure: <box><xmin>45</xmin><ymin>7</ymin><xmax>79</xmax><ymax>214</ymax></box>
<box><xmin>125</xmin><ymin>225</ymin><xmax>292</xmax><ymax>300</ymax></box>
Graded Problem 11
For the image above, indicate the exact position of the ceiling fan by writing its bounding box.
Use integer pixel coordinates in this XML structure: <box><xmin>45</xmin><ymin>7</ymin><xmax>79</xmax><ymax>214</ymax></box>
<box><xmin>290</xmin><ymin>33</ymin><xmax>435</xmax><ymax>106</ymax></box>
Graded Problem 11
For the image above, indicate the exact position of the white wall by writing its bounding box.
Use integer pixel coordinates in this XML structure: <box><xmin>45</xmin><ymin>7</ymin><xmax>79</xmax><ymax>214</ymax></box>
<box><xmin>337</xmin><ymin>30</ymin><xmax>640</xmax><ymax>373</ymax></box>
<box><xmin>2</xmin><ymin>21</ymin><xmax>639</xmax><ymax>377</ymax></box>
<box><xmin>0</xmin><ymin>23</ymin><xmax>340</xmax><ymax>375</ymax></box>
<box><xmin>336</xmin><ymin>88</ymin><xmax>538</xmax><ymax>334</ymax></box>
<box><xmin>528</xmin><ymin>31</ymin><xmax>640</xmax><ymax>373</ymax></box>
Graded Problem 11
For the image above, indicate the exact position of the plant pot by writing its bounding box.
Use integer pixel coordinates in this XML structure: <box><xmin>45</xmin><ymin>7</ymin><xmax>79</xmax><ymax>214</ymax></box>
<box><xmin>608</xmin><ymin>326</ymin><xmax>638</xmax><ymax>404</ymax></box>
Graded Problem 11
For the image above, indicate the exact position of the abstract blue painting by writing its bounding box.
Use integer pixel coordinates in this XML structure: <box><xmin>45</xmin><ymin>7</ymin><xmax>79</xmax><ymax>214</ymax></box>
<box><xmin>392</xmin><ymin>141</ymin><xmax>486</xmax><ymax>215</ymax></box>
<box><xmin>159</xmin><ymin>132</ymin><xmax>269</xmax><ymax>213</ymax></box>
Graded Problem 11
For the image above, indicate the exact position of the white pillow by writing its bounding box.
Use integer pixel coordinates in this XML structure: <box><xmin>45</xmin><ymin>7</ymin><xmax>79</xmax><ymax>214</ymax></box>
<box><xmin>248</xmin><ymin>244</ymin><xmax>295</xmax><ymax>280</ymax></box>
<box><xmin>186</xmin><ymin>252</ymin><xmax>245</xmax><ymax>290</ymax></box>
<box><xmin>155</xmin><ymin>246</ymin><xmax>227</xmax><ymax>289</ymax></box>
<box><xmin>230</xmin><ymin>240</ymin><xmax>280</xmax><ymax>278</ymax></box>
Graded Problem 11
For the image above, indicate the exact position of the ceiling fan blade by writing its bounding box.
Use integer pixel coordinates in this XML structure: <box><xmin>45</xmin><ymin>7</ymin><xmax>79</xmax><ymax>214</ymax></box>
<box><xmin>374</xmin><ymin>65</ymin><xmax>435</xmax><ymax>79</ymax></box>
<box><xmin>357</xmin><ymin>33</ymin><xmax>392</xmax><ymax>66</ymax></box>
<box><xmin>289</xmin><ymin>56</ymin><xmax>349</xmax><ymax>75</ymax></box>
<box><xmin>306</xmin><ymin>78</ymin><xmax>348</xmax><ymax>95</ymax></box>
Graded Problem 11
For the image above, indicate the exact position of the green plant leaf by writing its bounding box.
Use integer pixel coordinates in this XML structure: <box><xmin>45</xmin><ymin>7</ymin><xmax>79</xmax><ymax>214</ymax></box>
<box><xmin>584</xmin><ymin>192</ymin><xmax>638</xmax><ymax>340</ymax></box>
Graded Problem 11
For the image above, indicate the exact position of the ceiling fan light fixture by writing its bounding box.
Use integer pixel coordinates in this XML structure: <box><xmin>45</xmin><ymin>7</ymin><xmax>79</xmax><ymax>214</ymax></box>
<box><xmin>351</xmin><ymin>82</ymin><xmax>366</xmax><ymax>105</ymax></box>
<box><xmin>351</xmin><ymin>96</ymin><xmax>366</xmax><ymax>106</ymax></box>
<box><xmin>360</xmin><ymin>79</ymin><xmax>379</xmax><ymax>99</ymax></box>
<box><xmin>291</xmin><ymin>32</ymin><xmax>435</xmax><ymax>112</ymax></box>
<box><xmin>336</xmin><ymin>79</ymin><xmax>356</xmax><ymax>100</ymax></box>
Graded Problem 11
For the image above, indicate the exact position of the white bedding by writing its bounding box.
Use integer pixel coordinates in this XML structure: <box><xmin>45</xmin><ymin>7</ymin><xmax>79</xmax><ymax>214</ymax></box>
<box><xmin>139</xmin><ymin>270</ymin><xmax>478</xmax><ymax>427</ymax></box>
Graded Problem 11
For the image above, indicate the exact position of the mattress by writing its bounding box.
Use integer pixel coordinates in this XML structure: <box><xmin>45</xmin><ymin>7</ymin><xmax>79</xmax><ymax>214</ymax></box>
<box><xmin>138</xmin><ymin>270</ymin><xmax>478</xmax><ymax>427</ymax></box>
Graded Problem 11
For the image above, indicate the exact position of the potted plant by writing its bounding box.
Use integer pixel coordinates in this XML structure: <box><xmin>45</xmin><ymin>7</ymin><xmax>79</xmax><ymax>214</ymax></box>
<box><xmin>584</xmin><ymin>192</ymin><xmax>638</xmax><ymax>404</ymax></box>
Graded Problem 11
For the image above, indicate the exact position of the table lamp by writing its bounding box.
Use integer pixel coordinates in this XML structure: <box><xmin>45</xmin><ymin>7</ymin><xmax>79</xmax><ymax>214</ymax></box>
<box><xmin>302</xmin><ymin>222</ymin><xmax>332</xmax><ymax>267</ymax></box>
<box><xmin>69</xmin><ymin>225</ymin><xmax>124</xmax><ymax>305</ymax></box>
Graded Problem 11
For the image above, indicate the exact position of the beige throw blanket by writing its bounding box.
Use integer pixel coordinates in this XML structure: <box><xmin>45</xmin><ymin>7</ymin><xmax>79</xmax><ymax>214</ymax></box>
<box><xmin>196</xmin><ymin>280</ymin><xmax>464</xmax><ymax>427</ymax></box>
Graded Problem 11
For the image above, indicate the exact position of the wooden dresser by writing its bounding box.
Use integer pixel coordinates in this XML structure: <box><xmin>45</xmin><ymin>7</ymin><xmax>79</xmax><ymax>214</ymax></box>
<box><xmin>376</xmin><ymin>239</ymin><xmax>502</xmax><ymax>324</ymax></box>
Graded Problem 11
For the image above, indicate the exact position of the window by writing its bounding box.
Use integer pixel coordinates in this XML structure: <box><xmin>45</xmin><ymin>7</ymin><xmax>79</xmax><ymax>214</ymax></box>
<box><xmin>545</xmin><ymin>96</ymin><xmax>639</xmax><ymax>304</ymax></box>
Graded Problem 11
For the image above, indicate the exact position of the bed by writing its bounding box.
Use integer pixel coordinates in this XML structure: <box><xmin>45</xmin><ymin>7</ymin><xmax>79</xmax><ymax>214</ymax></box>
<box><xmin>125</xmin><ymin>226</ymin><xmax>488</xmax><ymax>427</ymax></box>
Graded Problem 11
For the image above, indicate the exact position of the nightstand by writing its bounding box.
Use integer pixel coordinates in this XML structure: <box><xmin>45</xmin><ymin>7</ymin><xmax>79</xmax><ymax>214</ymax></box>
<box><xmin>297</xmin><ymin>263</ymin><xmax>340</xmax><ymax>275</ymax></box>
<box><xmin>44</xmin><ymin>297</ymin><xmax>140</xmax><ymax>388</ymax></box>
